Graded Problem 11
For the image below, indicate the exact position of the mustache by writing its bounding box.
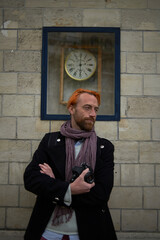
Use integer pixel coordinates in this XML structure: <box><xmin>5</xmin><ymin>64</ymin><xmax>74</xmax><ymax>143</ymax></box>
<box><xmin>84</xmin><ymin>117</ymin><xmax>95</xmax><ymax>122</ymax></box>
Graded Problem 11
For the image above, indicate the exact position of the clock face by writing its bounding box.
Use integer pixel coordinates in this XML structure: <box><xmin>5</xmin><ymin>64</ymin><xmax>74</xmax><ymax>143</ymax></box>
<box><xmin>65</xmin><ymin>49</ymin><xmax>97</xmax><ymax>81</ymax></box>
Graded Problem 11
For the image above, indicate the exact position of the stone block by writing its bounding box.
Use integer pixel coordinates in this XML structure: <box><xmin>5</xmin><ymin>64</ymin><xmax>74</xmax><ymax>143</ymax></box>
<box><xmin>26</xmin><ymin>0</ymin><xmax>68</xmax><ymax>7</ymax></box>
<box><xmin>114</xmin><ymin>141</ymin><xmax>138</xmax><ymax>163</ymax></box>
<box><xmin>127</xmin><ymin>53</ymin><xmax>156</xmax><ymax>73</ymax></box>
<box><xmin>152</xmin><ymin>119</ymin><xmax>160</xmax><ymax>140</ymax></box>
<box><xmin>4</xmin><ymin>8</ymin><xmax>43</xmax><ymax>28</ymax></box>
<box><xmin>122</xmin><ymin>9</ymin><xmax>160</xmax><ymax>30</ymax></box>
<box><xmin>0</xmin><ymin>9</ymin><xmax>2</xmax><ymax>26</ymax></box>
<box><xmin>0</xmin><ymin>73</ymin><xmax>17</xmax><ymax>94</ymax></box>
<box><xmin>0</xmin><ymin>96</ymin><xmax>1</xmax><ymax>116</ymax></box>
<box><xmin>105</xmin><ymin>0</ymin><xmax>147</xmax><ymax>9</ymax></box>
<box><xmin>148</xmin><ymin>0</ymin><xmax>160</xmax><ymax>9</ymax></box>
<box><xmin>140</xmin><ymin>142</ymin><xmax>160</xmax><ymax>163</ymax></box>
<box><xmin>119</xmin><ymin>119</ymin><xmax>150</xmax><ymax>141</ymax></box>
<box><xmin>0</xmin><ymin>30</ymin><xmax>17</xmax><ymax>50</ymax></box>
<box><xmin>83</xmin><ymin>9</ymin><xmax>121</xmax><ymax>27</ymax></box>
<box><xmin>20</xmin><ymin>186</ymin><xmax>36</xmax><ymax>207</ymax></box>
<box><xmin>121</xmin><ymin>164</ymin><xmax>154</xmax><ymax>186</ymax></box>
<box><xmin>157</xmin><ymin>54</ymin><xmax>160</xmax><ymax>73</ymax></box>
<box><xmin>144</xmin><ymin>32</ymin><xmax>160</xmax><ymax>52</ymax></box>
<box><xmin>32</xmin><ymin>140</ymin><xmax>40</xmax><ymax>156</ymax></box>
<box><xmin>121</xmin><ymin>96</ymin><xmax>127</xmax><ymax>118</ymax></box>
<box><xmin>0</xmin><ymin>140</ymin><xmax>31</xmax><ymax>162</ymax></box>
<box><xmin>159</xmin><ymin>211</ymin><xmax>160</xmax><ymax>231</ymax></box>
<box><xmin>127</xmin><ymin>97</ymin><xmax>160</xmax><ymax>118</ymax></box>
<box><xmin>121</xmin><ymin>31</ymin><xmax>142</xmax><ymax>52</ymax></box>
<box><xmin>122</xmin><ymin>209</ymin><xmax>157</xmax><ymax>231</ymax></box>
<box><xmin>156</xmin><ymin>165</ymin><xmax>160</xmax><ymax>186</ymax></box>
<box><xmin>7</xmin><ymin>208</ymin><xmax>32</xmax><ymax>229</ymax></box>
<box><xmin>114</xmin><ymin>164</ymin><xmax>120</xmax><ymax>186</ymax></box>
<box><xmin>35</xmin><ymin>95</ymin><xmax>40</xmax><ymax>117</ymax></box>
<box><xmin>0</xmin><ymin>51</ymin><xmax>3</xmax><ymax>71</ymax></box>
<box><xmin>109</xmin><ymin>187</ymin><xmax>142</xmax><ymax>208</ymax></box>
<box><xmin>0</xmin><ymin>117</ymin><xmax>16</xmax><ymax>139</ymax></box>
<box><xmin>0</xmin><ymin>0</ymin><xmax>24</xmax><ymax>8</ymax></box>
<box><xmin>18</xmin><ymin>30</ymin><xmax>42</xmax><ymax>50</ymax></box>
<box><xmin>3</xmin><ymin>95</ymin><xmax>34</xmax><ymax>116</ymax></box>
<box><xmin>9</xmin><ymin>162</ymin><xmax>27</xmax><ymax>184</ymax></box>
<box><xmin>0</xmin><ymin>208</ymin><xmax>5</xmax><ymax>228</ymax></box>
<box><xmin>121</xmin><ymin>74</ymin><xmax>142</xmax><ymax>95</ymax></box>
<box><xmin>17</xmin><ymin>117</ymin><xmax>49</xmax><ymax>139</ymax></box>
<box><xmin>0</xmin><ymin>163</ymin><xmax>8</xmax><ymax>184</ymax></box>
<box><xmin>17</xmin><ymin>73</ymin><xmax>41</xmax><ymax>94</ymax></box>
<box><xmin>121</xmin><ymin>52</ymin><xmax>127</xmax><ymax>73</ymax></box>
<box><xmin>0</xmin><ymin>185</ymin><xmax>18</xmax><ymax>206</ymax></box>
<box><xmin>95</xmin><ymin>121</ymin><xmax>118</xmax><ymax>140</ymax></box>
<box><xmin>71</xmin><ymin>1</ymin><xmax>105</xmax><ymax>8</ymax></box>
<box><xmin>51</xmin><ymin>120</ymin><xmax>66</xmax><ymax>133</ymax></box>
<box><xmin>110</xmin><ymin>209</ymin><xmax>120</xmax><ymax>231</ymax></box>
<box><xmin>144</xmin><ymin>75</ymin><xmax>160</xmax><ymax>95</ymax></box>
<box><xmin>44</xmin><ymin>8</ymin><xmax>82</xmax><ymax>26</ymax></box>
<box><xmin>144</xmin><ymin>187</ymin><xmax>160</xmax><ymax>209</ymax></box>
<box><xmin>4</xmin><ymin>50</ymin><xmax>41</xmax><ymax>72</ymax></box>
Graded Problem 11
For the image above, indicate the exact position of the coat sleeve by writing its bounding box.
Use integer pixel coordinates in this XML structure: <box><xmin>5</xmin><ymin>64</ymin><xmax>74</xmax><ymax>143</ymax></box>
<box><xmin>24</xmin><ymin>133</ymin><xmax>69</xmax><ymax>205</ymax></box>
<box><xmin>71</xmin><ymin>138</ymin><xmax>114</xmax><ymax>209</ymax></box>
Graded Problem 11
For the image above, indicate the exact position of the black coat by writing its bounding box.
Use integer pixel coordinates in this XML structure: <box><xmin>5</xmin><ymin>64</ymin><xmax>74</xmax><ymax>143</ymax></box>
<box><xmin>24</xmin><ymin>132</ymin><xmax>117</xmax><ymax>240</ymax></box>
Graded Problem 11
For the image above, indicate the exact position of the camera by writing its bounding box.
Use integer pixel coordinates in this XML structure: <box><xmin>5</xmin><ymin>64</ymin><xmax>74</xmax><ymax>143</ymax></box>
<box><xmin>70</xmin><ymin>163</ymin><xmax>94</xmax><ymax>184</ymax></box>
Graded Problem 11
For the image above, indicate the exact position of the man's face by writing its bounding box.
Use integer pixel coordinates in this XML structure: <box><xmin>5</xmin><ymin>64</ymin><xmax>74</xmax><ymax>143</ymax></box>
<box><xmin>69</xmin><ymin>93</ymin><xmax>99</xmax><ymax>131</ymax></box>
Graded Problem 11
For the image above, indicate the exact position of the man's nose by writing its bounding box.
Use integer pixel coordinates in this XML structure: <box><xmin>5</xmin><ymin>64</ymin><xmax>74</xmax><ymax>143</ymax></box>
<box><xmin>89</xmin><ymin>108</ymin><xmax>96</xmax><ymax>117</ymax></box>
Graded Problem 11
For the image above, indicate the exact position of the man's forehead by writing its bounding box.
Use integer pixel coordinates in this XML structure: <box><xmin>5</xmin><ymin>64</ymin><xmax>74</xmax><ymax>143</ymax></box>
<box><xmin>77</xmin><ymin>93</ymin><xmax>98</xmax><ymax>105</ymax></box>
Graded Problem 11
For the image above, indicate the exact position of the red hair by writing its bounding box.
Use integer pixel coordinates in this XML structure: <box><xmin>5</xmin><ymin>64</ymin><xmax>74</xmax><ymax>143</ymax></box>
<box><xmin>67</xmin><ymin>88</ymin><xmax>101</xmax><ymax>109</ymax></box>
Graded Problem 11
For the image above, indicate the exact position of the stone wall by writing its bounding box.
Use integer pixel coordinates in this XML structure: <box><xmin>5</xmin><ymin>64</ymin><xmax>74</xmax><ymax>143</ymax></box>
<box><xmin>0</xmin><ymin>0</ymin><xmax>160</xmax><ymax>239</ymax></box>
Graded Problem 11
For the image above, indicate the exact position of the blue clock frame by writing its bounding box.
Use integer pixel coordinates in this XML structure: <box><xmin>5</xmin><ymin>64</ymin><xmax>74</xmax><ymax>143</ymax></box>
<box><xmin>41</xmin><ymin>27</ymin><xmax>120</xmax><ymax>121</ymax></box>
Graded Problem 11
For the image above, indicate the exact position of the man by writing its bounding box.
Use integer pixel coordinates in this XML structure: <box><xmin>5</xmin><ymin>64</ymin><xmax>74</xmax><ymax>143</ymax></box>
<box><xmin>24</xmin><ymin>88</ymin><xmax>117</xmax><ymax>240</ymax></box>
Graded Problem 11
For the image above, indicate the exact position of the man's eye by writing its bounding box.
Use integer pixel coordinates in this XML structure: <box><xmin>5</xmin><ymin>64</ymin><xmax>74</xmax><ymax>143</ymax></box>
<box><xmin>84</xmin><ymin>106</ymin><xmax>90</xmax><ymax>111</ymax></box>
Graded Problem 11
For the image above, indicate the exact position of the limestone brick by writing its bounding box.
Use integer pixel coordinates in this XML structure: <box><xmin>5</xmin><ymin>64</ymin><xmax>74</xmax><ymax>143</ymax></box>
<box><xmin>109</xmin><ymin>187</ymin><xmax>142</xmax><ymax>208</ymax></box>
<box><xmin>148</xmin><ymin>0</ymin><xmax>160</xmax><ymax>9</ymax></box>
<box><xmin>17</xmin><ymin>117</ymin><xmax>49</xmax><ymax>139</ymax></box>
<box><xmin>95</xmin><ymin>121</ymin><xmax>117</xmax><ymax>140</ymax></box>
<box><xmin>17</xmin><ymin>73</ymin><xmax>41</xmax><ymax>94</ymax></box>
<box><xmin>0</xmin><ymin>140</ymin><xmax>31</xmax><ymax>162</ymax></box>
<box><xmin>110</xmin><ymin>209</ymin><xmax>120</xmax><ymax>231</ymax></box>
<box><xmin>121</xmin><ymin>52</ymin><xmax>126</xmax><ymax>73</ymax></box>
<box><xmin>0</xmin><ymin>9</ymin><xmax>2</xmax><ymax>27</ymax></box>
<box><xmin>4</xmin><ymin>50</ymin><xmax>41</xmax><ymax>72</ymax></box>
<box><xmin>121</xmin><ymin>96</ymin><xmax>127</xmax><ymax>118</ymax></box>
<box><xmin>114</xmin><ymin>141</ymin><xmax>138</xmax><ymax>163</ymax></box>
<box><xmin>0</xmin><ymin>117</ymin><xmax>16</xmax><ymax>139</ymax></box>
<box><xmin>144</xmin><ymin>187</ymin><xmax>160</xmax><ymax>209</ymax></box>
<box><xmin>105</xmin><ymin>0</ymin><xmax>147</xmax><ymax>9</ymax></box>
<box><xmin>20</xmin><ymin>186</ymin><xmax>36</xmax><ymax>207</ymax></box>
<box><xmin>0</xmin><ymin>185</ymin><xmax>18</xmax><ymax>206</ymax></box>
<box><xmin>144</xmin><ymin>75</ymin><xmax>160</xmax><ymax>96</ymax></box>
<box><xmin>0</xmin><ymin>73</ymin><xmax>17</xmax><ymax>94</ymax></box>
<box><xmin>26</xmin><ymin>0</ymin><xmax>69</xmax><ymax>8</ymax></box>
<box><xmin>114</xmin><ymin>164</ymin><xmax>120</xmax><ymax>186</ymax></box>
<box><xmin>0</xmin><ymin>163</ymin><xmax>8</xmax><ymax>184</ymax></box>
<box><xmin>0</xmin><ymin>51</ymin><xmax>3</xmax><ymax>71</ymax></box>
<box><xmin>156</xmin><ymin>165</ymin><xmax>160</xmax><ymax>186</ymax></box>
<box><xmin>121</xmin><ymin>164</ymin><xmax>154</xmax><ymax>186</ymax></box>
<box><xmin>6</xmin><ymin>208</ymin><xmax>32</xmax><ymax>229</ymax></box>
<box><xmin>35</xmin><ymin>95</ymin><xmax>40</xmax><ymax>117</ymax></box>
<box><xmin>121</xmin><ymin>74</ymin><xmax>142</xmax><ymax>95</ymax></box>
<box><xmin>51</xmin><ymin>120</ymin><xmax>66</xmax><ymax>133</ymax></box>
<box><xmin>0</xmin><ymin>96</ymin><xmax>1</xmax><ymax>116</ymax></box>
<box><xmin>3</xmin><ymin>95</ymin><xmax>34</xmax><ymax>116</ymax></box>
<box><xmin>144</xmin><ymin>32</ymin><xmax>160</xmax><ymax>52</ymax></box>
<box><xmin>31</xmin><ymin>140</ymin><xmax>40</xmax><ymax>156</ymax></box>
<box><xmin>0</xmin><ymin>208</ymin><xmax>5</xmax><ymax>228</ymax></box>
<box><xmin>83</xmin><ymin>9</ymin><xmax>121</xmax><ymax>27</ymax></box>
<box><xmin>18</xmin><ymin>30</ymin><xmax>42</xmax><ymax>50</ymax></box>
<box><xmin>152</xmin><ymin>119</ymin><xmax>160</xmax><ymax>140</ymax></box>
<box><xmin>0</xmin><ymin>0</ymin><xmax>24</xmax><ymax>8</ymax></box>
<box><xmin>119</xmin><ymin>119</ymin><xmax>150</xmax><ymax>141</ymax></box>
<box><xmin>121</xmin><ymin>31</ymin><xmax>142</xmax><ymax>52</ymax></box>
<box><xmin>122</xmin><ymin>9</ymin><xmax>160</xmax><ymax>30</ymax></box>
<box><xmin>9</xmin><ymin>162</ymin><xmax>27</xmax><ymax>184</ymax></box>
<box><xmin>4</xmin><ymin>9</ymin><xmax>43</xmax><ymax>28</ymax></box>
<box><xmin>0</xmin><ymin>30</ymin><xmax>17</xmax><ymax>50</ymax></box>
<box><xmin>44</xmin><ymin>8</ymin><xmax>82</xmax><ymax>26</ymax></box>
<box><xmin>70</xmin><ymin>1</ymin><xmax>105</xmax><ymax>8</ymax></box>
<box><xmin>122</xmin><ymin>210</ymin><xmax>157</xmax><ymax>231</ymax></box>
<box><xmin>127</xmin><ymin>53</ymin><xmax>156</xmax><ymax>73</ymax></box>
<box><xmin>127</xmin><ymin>97</ymin><xmax>160</xmax><ymax>118</ymax></box>
<box><xmin>157</xmin><ymin>54</ymin><xmax>160</xmax><ymax>73</ymax></box>
<box><xmin>140</xmin><ymin>142</ymin><xmax>160</xmax><ymax>163</ymax></box>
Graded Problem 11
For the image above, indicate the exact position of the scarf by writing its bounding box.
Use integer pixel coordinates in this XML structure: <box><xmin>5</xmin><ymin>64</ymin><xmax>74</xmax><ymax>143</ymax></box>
<box><xmin>52</xmin><ymin>120</ymin><xmax>97</xmax><ymax>226</ymax></box>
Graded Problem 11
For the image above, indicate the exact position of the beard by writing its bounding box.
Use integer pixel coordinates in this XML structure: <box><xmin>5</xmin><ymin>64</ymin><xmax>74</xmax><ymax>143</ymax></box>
<box><xmin>75</xmin><ymin>117</ymin><xmax>95</xmax><ymax>131</ymax></box>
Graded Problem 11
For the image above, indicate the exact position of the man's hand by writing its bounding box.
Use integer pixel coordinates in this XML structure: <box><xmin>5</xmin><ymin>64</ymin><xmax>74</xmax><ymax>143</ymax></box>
<box><xmin>39</xmin><ymin>163</ymin><xmax>55</xmax><ymax>178</ymax></box>
<box><xmin>70</xmin><ymin>168</ymin><xmax>95</xmax><ymax>195</ymax></box>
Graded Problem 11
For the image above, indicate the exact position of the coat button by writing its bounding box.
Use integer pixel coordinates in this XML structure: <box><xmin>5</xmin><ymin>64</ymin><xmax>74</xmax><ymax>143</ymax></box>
<box><xmin>102</xmin><ymin>209</ymin><xmax>105</xmax><ymax>213</ymax></box>
<box><xmin>55</xmin><ymin>197</ymin><xmax>59</xmax><ymax>201</ymax></box>
<box><xmin>57</xmin><ymin>139</ymin><xmax>61</xmax><ymax>142</ymax></box>
<box><xmin>100</xmin><ymin>145</ymin><xmax>104</xmax><ymax>149</ymax></box>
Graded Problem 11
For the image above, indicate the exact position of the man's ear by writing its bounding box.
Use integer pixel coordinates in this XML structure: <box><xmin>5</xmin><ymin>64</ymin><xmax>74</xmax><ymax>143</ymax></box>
<box><xmin>68</xmin><ymin>105</ymin><xmax>75</xmax><ymax>115</ymax></box>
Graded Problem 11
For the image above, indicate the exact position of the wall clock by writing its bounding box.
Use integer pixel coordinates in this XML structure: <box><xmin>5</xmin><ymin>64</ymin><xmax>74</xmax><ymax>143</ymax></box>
<box><xmin>65</xmin><ymin>49</ymin><xmax>97</xmax><ymax>81</ymax></box>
